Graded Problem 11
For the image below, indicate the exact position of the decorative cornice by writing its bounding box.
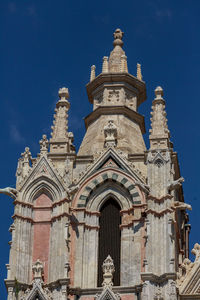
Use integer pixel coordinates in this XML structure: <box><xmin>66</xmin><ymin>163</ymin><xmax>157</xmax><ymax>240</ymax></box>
<box><xmin>78</xmin><ymin>222</ymin><xmax>100</xmax><ymax>230</ymax></box>
<box><xmin>147</xmin><ymin>194</ymin><xmax>173</xmax><ymax>202</ymax></box>
<box><xmin>146</xmin><ymin>208</ymin><xmax>173</xmax><ymax>217</ymax></box>
<box><xmin>84</xmin><ymin>105</ymin><xmax>145</xmax><ymax>134</ymax></box>
<box><xmin>71</xmin><ymin>207</ymin><xmax>100</xmax><ymax>216</ymax></box>
<box><xmin>14</xmin><ymin>200</ymin><xmax>33</xmax><ymax>207</ymax></box>
<box><xmin>141</xmin><ymin>272</ymin><xmax>176</xmax><ymax>283</ymax></box>
<box><xmin>86</xmin><ymin>73</ymin><xmax>146</xmax><ymax>106</ymax></box>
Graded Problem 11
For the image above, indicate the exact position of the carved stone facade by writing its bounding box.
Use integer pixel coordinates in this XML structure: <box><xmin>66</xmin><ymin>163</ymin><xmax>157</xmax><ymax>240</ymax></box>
<box><xmin>3</xmin><ymin>29</ymin><xmax>200</xmax><ymax>300</ymax></box>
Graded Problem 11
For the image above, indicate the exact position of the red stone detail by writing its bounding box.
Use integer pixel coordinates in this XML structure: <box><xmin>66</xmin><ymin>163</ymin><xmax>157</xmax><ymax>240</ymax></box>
<box><xmin>32</xmin><ymin>194</ymin><xmax>52</xmax><ymax>283</ymax></box>
<box><xmin>121</xmin><ymin>294</ymin><xmax>135</xmax><ymax>300</ymax></box>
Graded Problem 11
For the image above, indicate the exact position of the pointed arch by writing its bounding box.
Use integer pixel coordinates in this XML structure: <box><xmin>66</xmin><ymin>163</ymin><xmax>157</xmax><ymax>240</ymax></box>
<box><xmin>75</xmin><ymin>169</ymin><xmax>144</xmax><ymax>209</ymax></box>
<box><xmin>97</xmin><ymin>197</ymin><xmax>121</xmax><ymax>287</ymax></box>
<box><xmin>21</xmin><ymin>175</ymin><xmax>65</xmax><ymax>203</ymax></box>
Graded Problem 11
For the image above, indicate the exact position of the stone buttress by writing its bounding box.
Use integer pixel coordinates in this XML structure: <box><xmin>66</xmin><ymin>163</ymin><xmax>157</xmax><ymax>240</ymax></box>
<box><xmin>4</xmin><ymin>29</ymin><xmax>199</xmax><ymax>300</ymax></box>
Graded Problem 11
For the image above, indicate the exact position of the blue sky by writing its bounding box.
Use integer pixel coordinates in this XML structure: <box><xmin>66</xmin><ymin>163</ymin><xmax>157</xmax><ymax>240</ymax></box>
<box><xmin>0</xmin><ymin>0</ymin><xmax>200</xmax><ymax>297</ymax></box>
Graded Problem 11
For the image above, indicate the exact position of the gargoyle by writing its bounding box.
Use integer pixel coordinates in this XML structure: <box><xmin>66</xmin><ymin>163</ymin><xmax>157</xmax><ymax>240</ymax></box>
<box><xmin>168</xmin><ymin>177</ymin><xmax>184</xmax><ymax>192</ymax></box>
<box><xmin>173</xmin><ymin>201</ymin><xmax>192</xmax><ymax>211</ymax></box>
<box><xmin>66</xmin><ymin>183</ymin><xmax>79</xmax><ymax>198</ymax></box>
<box><xmin>135</xmin><ymin>181</ymin><xmax>150</xmax><ymax>194</ymax></box>
<box><xmin>0</xmin><ymin>187</ymin><xmax>17</xmax><ymax>199</ymax></box>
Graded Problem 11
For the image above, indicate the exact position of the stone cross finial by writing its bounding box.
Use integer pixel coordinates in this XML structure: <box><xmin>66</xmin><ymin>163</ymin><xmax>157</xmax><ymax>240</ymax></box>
<box><xmin>102</xmin><ymin>255</ymin><xmax>115</xmax><ymax>289</ymax></box>
<box><xmin>113</xmin><ymin>28</ymin><xmax>124</xmax><ymax>47</ymax></box>
<box><xmin>39</xmin><ymin>134</ymin><xmax>49</xmax><ymax>155</ymax></box>
<box><xmin>90</xmin><ymin>65</ymin><xmax>96</xmax><ymax>81</ymax></box>
<box><xmin>104</xmin><ymin>120</ymin><xmax>117</xmax><ymax>148</ymax></box>
<box><xmin>137</xmin><ymin>63</ymin><xmax>142</xmax><ymax>81</ymax></box>
<box><xmin>32</xmin><ymin>259</ymin><xmax>44</xmax><ymax>280</ymax></box>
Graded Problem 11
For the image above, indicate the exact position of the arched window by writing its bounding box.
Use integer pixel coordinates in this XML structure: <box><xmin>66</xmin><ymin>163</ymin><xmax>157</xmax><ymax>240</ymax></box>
<box><xmin>97</xmin><ymin>198</ymin><xmax>121</xmax><ymax>286</ymax></box>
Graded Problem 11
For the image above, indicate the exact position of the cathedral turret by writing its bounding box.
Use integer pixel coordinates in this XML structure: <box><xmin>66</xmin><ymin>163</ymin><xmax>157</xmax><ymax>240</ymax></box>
<box><xmin>49</xmin><ymin>87</ymin><xmax>75</xmax><ymax>154</ymax></box>
<box><xmin>4</xmin><ymin>28</ymin><xmax>199</xmax><ymax>300</ymax></box>
<box><xmin>149</xmin><ymin>86</ymin><xmax>171</xmax><ymax>150</ymax></box>
<box><xmin>78</xmin><ymin>29</ymin><xmax>147</xmax><ymax>155</ymax></box>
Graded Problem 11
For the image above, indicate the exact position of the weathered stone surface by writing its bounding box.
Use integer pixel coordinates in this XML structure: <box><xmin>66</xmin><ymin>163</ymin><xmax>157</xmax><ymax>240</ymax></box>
<box><xmin>4</xmin><ymin>29</ymin><xmax>198</xmax><ymax>300</ymax></box>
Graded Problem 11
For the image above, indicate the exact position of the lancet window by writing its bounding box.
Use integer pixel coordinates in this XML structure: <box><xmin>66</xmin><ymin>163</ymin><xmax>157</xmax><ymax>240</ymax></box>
<box><xmin>97</xmin><ymin>198</ymin><xmax>121</xmax><ymax>286</ymax></box>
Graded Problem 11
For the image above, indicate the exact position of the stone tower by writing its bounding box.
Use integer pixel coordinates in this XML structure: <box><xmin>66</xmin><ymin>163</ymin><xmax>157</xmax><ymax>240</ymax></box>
<box><xmin>4</xmin><ymin>29</ymin><xmax>200</xmax><ymax>300</ymax></box>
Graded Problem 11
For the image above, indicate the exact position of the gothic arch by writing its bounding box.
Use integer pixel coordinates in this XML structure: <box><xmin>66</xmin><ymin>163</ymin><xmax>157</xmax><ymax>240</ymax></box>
<box><xmin>97</xmin><ymin>197</ymin><xmax>121</xmax><ymax>286</ymax></box>
<box><xmin>21</xmin><ymin>175</ymin><xmax>65</xmax><ymax>202</ymax></box>
<box><xmin>88</xmin><ymin>183</ymin><xmax>130</xmax><ymax>211</ymax></box>
<box><xmin>75</xmin><ymin>169</ymin><xmax>144</xmax><ymax>209</ymax></box>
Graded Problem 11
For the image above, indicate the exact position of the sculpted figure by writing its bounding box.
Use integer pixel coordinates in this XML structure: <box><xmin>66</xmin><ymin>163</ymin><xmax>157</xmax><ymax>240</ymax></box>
<box><xmin>168</xmin><ymin>177</ymin><xmax>184</xmax><ymax>191</ymax></box>
<box><xmin>0</xmin><ymin>187</ymin><xmax>17</xmax><ymax>199</ymax></box>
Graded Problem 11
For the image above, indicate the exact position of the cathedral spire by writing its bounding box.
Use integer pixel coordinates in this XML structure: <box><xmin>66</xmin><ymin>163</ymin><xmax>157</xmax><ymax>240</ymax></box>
<box><xmin>49</xmin><ymin>87</ymin><xmax>72</xmax><ymax>154</ymax></box>
<box><xmin>149</xmin><ymin>86</ymin><xmax>170</xmax><ymax>149</ymax></box>
<box><xmin>79</xmin><ymin>29</ymin><xmax>147</xmax><ymax>156</ymax></box>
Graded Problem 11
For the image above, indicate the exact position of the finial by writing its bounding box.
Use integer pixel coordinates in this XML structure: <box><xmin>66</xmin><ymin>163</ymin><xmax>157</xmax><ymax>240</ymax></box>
<box><xmin>39</xmin><ymin>134</ymin><xmax>49</xmax><ymax>155</ymax></box>
<box><xmin>32</xmin><ymin>259</ymin><xmax>44</xmax><ymax>280</ymax></box>
<box><xmin>113</xmin><ymin>28</ymin><xmax>124</xmax><ymax>47</ymax></box>
<box><xmin>155</xmin><ymin>86</ymin><xmax>163</xmax><ymax>99</ymax></box>
<box><xmin>102</xmin><ymin>255</ymin><xmax>115</xmax><ymax>289</ymax></box>
<box><xmin>102</xmin><ymin>57</ymin><xmax>109</xmax><ymax>73</ymax></box>
<box><xmin>120</xmin><ymin>55</ymin><xmax>128</xmax><ymax>72</ymax></box>
<box><xmin>137</xmin><ymin>63</ymin><xmax>143</xmax><ymax>81</ymax></box>
<box><xmin>149</xmin><ymin>86</ymin><xmax>170</xmax><ymax>150</ymax></box>
<box><xmin>57</xmin><ymin>87</ymin><xmax>70</xmax><ymax>109</ymax></box>
<box><xmin>59</xmin><ymin>87</ymin><xmax>69</xmax><ymax>100</ymax></box>
<box><xmin>90</xmin><ymin>65</ymin><xmax>96</xmax><ymax>81</ymax></box>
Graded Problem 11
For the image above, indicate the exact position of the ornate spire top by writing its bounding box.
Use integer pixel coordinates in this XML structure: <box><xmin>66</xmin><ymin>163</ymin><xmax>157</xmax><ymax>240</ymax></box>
<box><xmin>49</xmin><ymin>87</ymin><xmax>74</xmax><ymax>154</ymax></box>
<box><xmin>57</xmin><ymin>87</ymin><xmax>70</xmax><ymax>108</ymax></box>
<box><xmin>113</xmin><ymin>28</ymin><xmax>124</xmax><ymax>47</ymax></box>
<box><xmin>154</xmin><ymin>86</ymin><xmax>164</xmax><ymax>99</ymax></box>
<box><xmin>109</xmin><ymin>28</ymin><xmax>126</xmax><ymax>73</ymax></box>
<box><xmin>149</xmin><ymin>86</ymin><xmax>170</xmax><ymax>150</ymax></box>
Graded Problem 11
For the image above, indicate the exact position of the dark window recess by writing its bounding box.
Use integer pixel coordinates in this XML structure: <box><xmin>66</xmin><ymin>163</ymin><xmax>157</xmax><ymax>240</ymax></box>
<box><xmin>97</xmin><ymin>198</ymin><xmax>121</xmax><ymax>286</ymax></box>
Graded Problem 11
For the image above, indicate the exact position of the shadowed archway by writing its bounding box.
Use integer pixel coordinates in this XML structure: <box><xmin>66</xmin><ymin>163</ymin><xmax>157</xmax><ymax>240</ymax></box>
<box><xmin>97</xmin><ymin>198</ymin><xmax>121</xmax><ymax>286</ymax></box>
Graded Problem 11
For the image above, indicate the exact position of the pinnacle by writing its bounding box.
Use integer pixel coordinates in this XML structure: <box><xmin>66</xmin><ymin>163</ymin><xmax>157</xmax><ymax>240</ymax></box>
<box><xmin>155</xmin><ymin>86</ymin><xmax>164</xmax><ymax>98</ymax></box>
<box><xmin>113</xmin><ymin>28</ymin><xmax>124</xmax><ymax>47</ymax></box>
<box><xmin>149</xmin><ymin>86</ymin><xmax>170</xmax><ymax>150</ymax></box>
<box><xmin>58</xmin><ymin>87</ymin><xmax>69</xmax><ymax>100</ymax></box>
<box><xmin>57</xmin><ymin>87</ymin><xmax>70</xmax><ymax>109</ymax></box>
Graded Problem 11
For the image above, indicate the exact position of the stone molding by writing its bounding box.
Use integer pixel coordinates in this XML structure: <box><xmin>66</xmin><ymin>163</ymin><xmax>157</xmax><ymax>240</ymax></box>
<box><xmin>84</xmin><ymin>105</ymin><xmax>145</xmax><ymax>134</ymax></box>
<box><xmin>141</xmin><ymin>272</ymin><xmax>176</xmax><ymax>283</ymax></box>
<box><xmin>145</xmin><ymin>208</ymin><xmax>174</xmax><ymax>217</ymax></box>
<box><xmin>86</xmin><ymin>73</ymin><xmax>146</xmax><ymax>106</ymax></box>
